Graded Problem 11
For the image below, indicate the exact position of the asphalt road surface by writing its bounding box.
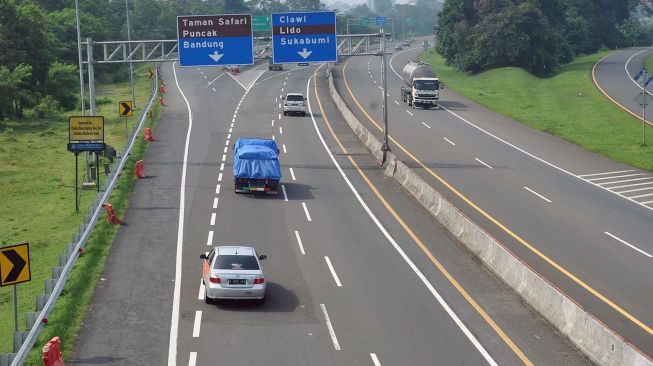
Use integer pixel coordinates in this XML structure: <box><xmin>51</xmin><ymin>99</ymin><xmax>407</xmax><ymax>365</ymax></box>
<box><xmin>593</xmin><ymin>47</ymin><xmax>653</xmax><ymax>124</ymax></box>
<box><xmin>68</xmin><ymin>59</ymin><xmax>590</xmax><ymax>365</ymax></box>
<box><xmin>334</xmin><ymin>43</ymin><xmax>653</xmax><ymax>358</ymax></box>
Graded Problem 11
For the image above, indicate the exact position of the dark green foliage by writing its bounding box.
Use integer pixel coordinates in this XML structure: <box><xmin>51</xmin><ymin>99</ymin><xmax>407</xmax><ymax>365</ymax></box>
<box><xmin>437</xmin><ymin>0</ymin><xmax>650</xmax><ymax>76</ymax></box>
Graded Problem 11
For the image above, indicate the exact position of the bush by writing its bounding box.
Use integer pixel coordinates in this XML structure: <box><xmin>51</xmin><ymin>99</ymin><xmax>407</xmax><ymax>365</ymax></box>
<box><xmin>95</xmin><ymin>96</ymin><xmax>112</xmax><ymax>106</ymax></box>
<box><xmin>33</xmin><ymin>95</ymin><xmax>62</xmax><ymax>118</ymax></box>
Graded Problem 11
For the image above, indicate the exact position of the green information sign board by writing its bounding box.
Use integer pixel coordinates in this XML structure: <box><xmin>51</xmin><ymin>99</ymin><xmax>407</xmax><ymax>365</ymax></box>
<box><xmin>253</xmin><ymin>15</ymin><xmax>271</xmax><ymax>31</ymax></box>
<box><xmin>359</xmin><ymin>16</ymin><xmax>369</xmax><ymax>26</ymax></box>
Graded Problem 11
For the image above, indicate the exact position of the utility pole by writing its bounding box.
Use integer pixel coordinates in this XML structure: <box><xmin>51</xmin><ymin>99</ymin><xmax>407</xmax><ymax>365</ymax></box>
<box><xmin>126</xmin><ymin>0</ymin><xmax>136</xmax><ymax>110</ymax></box>
<box><xmin>380</xmin><ymin>28</ymin><xmax>390</xmax><ymax>164</ymax></box>
<box><xmin>74</xmin><ymin>0</ymin><xmax>85</xmax><ymax>116</ymax></box>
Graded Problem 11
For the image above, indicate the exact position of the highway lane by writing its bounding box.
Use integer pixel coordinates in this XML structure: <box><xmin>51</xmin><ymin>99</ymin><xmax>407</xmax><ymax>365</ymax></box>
<box><xmin>336</xmin><ymin>46</ymin><xmax>653</xmax><ymax>357</ymax></box>
<box><xmin>166</xmin><ymin>61</ymin><xmax>591</xmax><ymax>365</ymax></box>
<box><xmin>593</xmin><ymin>47</ymin><xmax>653</xmax><ymax>125</ymax></box>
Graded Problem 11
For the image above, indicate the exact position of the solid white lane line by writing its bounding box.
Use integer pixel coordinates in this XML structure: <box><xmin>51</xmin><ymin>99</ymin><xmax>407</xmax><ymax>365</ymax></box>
<box><xmin>169</xmin><ymin>62</ymin><xmax>195</xmax><ymax>366</ymax></box>
<box><xmin>617</xmin><ymin>185</ymin><xmax>653</xmax><ymax>194</ymax></box>
<box><xmin>302</xmin><ymin>202</ymin><xmax>312</xmax><ymax>221</ymax></box>
<box><xmin>443</xmin><ymin>137</ymin><xmax>456</xmax><ymax>146</ymax></box>
<box><xmin>271</xmin><ymin>119</ymin><xmax>275</xmax><ymax>126</ymax></box>
<box><xmin>320</xmin><ymin>304</ymin><xmax>341</xmax><ymax>351</ymax></box>
<box><xmin>221</xmin><ymin>154</ymin><xmax>226</xmax><ymax>162</ymax></box>
<box><xmin>189</xmin><ymin>352</ymin><xmax>197</xmax><ymax>366</ymax></box>
<box><xmin>219</xmin><ymin>163</ymin><xmax>225</xmax><ymax>171</ymax></box>
<box><xmin>306</xmin><ymin>70</ymin><xmax>496</xmax><ymax>365</ymax></box>
<box><xmin>598</xmin><ymin>177</ymin><xmax>652</xmax><ymax>186</ymax></box>
<box><xmin>207</xmin><ymin>231</ymin><xmax>213</xmax><ymax>246</ymax></box>
<box><xmin>223</xmin><ymin>146</ymin><xmax>228</xmax><ymax>153</ymax></box>
<box><xmin>421</xmin><ymin>122</ymin><xmax>431</xmax><ymax>129</ymax></box>
<box><xmin>370</xmin><ymin>353</ymin><xmax>381</xmax><ymax>366</ymax></box>
<box><xmin>198</xmin><ymin>279</ymin><xmax>205</xmax><ymax>300</ymax></box>
<box><xmin>294</xmin><ymin>230</ymin><xmax>306</xmax><ymax>255</ymax></box>
<box><xmin>282</xmin><ymin>184</ymin><xmax>288</xmax><ymax>202</ymax></box>
<box><xmin>280</xmin><ymin>126</ymin><xmax>283</xmax><ymax>135</ymax></box>
<box><xmin>524</xmin><ymin>187</ymin><xmax>552</xmax><ymax>203</ymax></box>
<box><xmin>587</xmin><ymin>173</ymin><xmax>644</xmax><ymax>181</ymax></box>
<box><xmin>629</xmin><ymin>192</ymin><xmax>653</xmax><ymax>199</ymax></box>
<box><xmin>578</xmin><ymin>170</ymin><xmax>635</xmax><ymax>178</ymax></box>
<box><xmin>210</xmin><ymin>213</ymin><xmax>216</xmax><ymax>226</ymax></box>
<box><xmin>324</xmin><ymin>256</ymin><xmax>342</xmax><ymax>287</ymax></box>
<box><xmin>213</xmin><ymin>197</ymin><xmax>219</xmax><ymax>209</ymax></box>
<box><xmin>283</xmin><ymin>144</ymin><xmax>287</xmax><ymax>153</ymax></box>
<box><xmin>289</xmin><ymin>167</ymin><xmax>296</xmax><ymax>180</ymax></box>
<box><xmin>406</xmin><ymin>110</ymin><xmax>414</xmax><ymax>116</ymax></box>
<box><xmin>215</xmin><ymin>184</ymin><xmax>221</xmax><ymax>194</ymax></box>
<box><xmin>394</xmin><ymin>100</ymin><xmax>400</xmax><ymax>105</ymax></box>
<box><xmin>192</xmin><ymin>311</ymin><xmax>202</xmax><ymax>337</ymax></box>
<box><xmin>218</xmin><ymin>173</ymin><xmax>223</xmax><ymax>182</ymax></box>
<box><xmin>605</xmin><ymin>232</ymin><xmax>652</xmax><ymax>258</ymax></box>
<box><xmin>475</xmin><ymin>158</ymin><xmax>493</xmax><ymax>169</ymax></box>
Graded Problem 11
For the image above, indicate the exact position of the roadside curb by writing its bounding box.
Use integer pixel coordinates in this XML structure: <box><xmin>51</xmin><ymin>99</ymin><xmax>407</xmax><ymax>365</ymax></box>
<box><xmin>326</xmin><ymin>66</ymin><xmax>653</xmax><ymax>366</ymax></box>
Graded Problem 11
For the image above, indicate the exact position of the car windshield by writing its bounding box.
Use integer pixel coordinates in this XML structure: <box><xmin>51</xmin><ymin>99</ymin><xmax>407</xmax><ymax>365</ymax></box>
<box><xmin>214</xmin><ymin>255</ymin><xmax>260</xmax><ymax>270</ymax></box>
<box><xmin>287</xmin><ymin>95</ymin><xmax>304</xmax><ymax>101</ymax></box>
<box><xmin>415</xmin><ymin>80</ymin><xmax>439</xmax><ymax>90</ymax></box>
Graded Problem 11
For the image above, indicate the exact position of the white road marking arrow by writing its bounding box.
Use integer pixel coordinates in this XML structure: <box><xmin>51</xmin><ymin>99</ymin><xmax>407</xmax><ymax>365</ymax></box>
<box><xmin>298</xmin><ymin>48</ymin><xmax>312</xmax><ymax>59</ymax></box>
<box><xmin>209</xmin><ymin>51</ymin><xmax>224</xmax><ymax>62</ymax></box>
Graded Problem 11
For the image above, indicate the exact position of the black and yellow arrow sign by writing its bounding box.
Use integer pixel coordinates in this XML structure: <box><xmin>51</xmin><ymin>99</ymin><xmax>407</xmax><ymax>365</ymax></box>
<box><xmin>0</xmin><ymin>243</ymin><xmax>31</xmax><ymax>286</ymax></box>
<box><xmin>119</xmin><ymin>101</ymin><xmax>133</xmax><ymax>117</ymax></box>
<box><xmin>147</xmin><ymin>68</ymin><xmax>154</xmax><ymax>80</ymax></box>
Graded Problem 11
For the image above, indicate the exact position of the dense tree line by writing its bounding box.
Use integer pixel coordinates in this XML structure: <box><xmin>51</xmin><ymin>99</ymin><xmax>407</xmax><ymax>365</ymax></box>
<box><xmin>436</xmin><ymin>0</ymin><xmax>653</xmax><ymax>76</ymax></box>
<box><xmin>336</xmin><ymin>0</ymin><xmax>442</xmax><ymax>37</ymax></box>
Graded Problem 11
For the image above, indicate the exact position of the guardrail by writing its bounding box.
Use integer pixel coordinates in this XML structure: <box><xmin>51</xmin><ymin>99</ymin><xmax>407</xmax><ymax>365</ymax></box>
<box><xmin>0</xmin><ymin>69</ymin><xmax>158</xmax><ymax>366</ymax></box>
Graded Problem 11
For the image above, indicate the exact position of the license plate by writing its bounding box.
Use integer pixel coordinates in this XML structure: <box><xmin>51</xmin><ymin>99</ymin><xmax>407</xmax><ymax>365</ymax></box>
<box><xmin>229</xmin><ymin>279</ymin><xmax>246</xmax><ymax>285</ymax></box>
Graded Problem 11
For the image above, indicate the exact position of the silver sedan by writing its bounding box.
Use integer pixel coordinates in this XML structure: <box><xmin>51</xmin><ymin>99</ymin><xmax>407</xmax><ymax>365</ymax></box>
<box><xmin>201</xmin><ymin>246</ymin><xmax>267</xmax><ymax>304</ymax></box>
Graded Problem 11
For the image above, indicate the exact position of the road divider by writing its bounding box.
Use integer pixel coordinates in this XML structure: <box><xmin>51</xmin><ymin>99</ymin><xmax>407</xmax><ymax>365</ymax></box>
<box><xmin>326</xmin><ymin>66</ymin><xmax>653</xmax><ymax>366</ymax></box>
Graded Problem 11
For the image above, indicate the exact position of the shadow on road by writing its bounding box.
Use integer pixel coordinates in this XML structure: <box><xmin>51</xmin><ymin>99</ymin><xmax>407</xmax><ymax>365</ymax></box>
<box><xmin>213</xmin><ymin>282</ymin><xmax>300</xmax><ymax>313</ymax></box>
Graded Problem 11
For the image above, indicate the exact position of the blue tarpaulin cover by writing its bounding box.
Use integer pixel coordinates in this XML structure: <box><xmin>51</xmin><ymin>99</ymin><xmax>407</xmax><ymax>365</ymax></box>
<box><xmin>233</xmin><ymin>139</ymin><xmax>282</xmax><ymax>180</ymax></box>
<box><xmin>234</xmin><ymin>138</ymin><xmax>279</xmax><ymax>154</ymax></box>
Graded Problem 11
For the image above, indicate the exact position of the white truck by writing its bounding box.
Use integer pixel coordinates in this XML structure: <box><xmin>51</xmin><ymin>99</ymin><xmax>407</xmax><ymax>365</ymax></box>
<box><xmin>400</xmin><ymin>61</ymin><xmax>442</xmax><ymax>109</ymax></box>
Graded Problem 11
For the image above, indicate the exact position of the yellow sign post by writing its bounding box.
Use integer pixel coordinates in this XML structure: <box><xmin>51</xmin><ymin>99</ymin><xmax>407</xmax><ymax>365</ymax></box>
<box><xmin>0</xmin><ymin>243</ymin><xmax>31</xmax><ymax>286</ymax></box>
<box><xmin>119</xmin><ymin>101</ymin><xmax>133</xmax><ymax>117</ymax></box>
<box><xmin>69</xmin><ymin>116</ymin><xmax>105</xmax><ymax>142</ymax></box>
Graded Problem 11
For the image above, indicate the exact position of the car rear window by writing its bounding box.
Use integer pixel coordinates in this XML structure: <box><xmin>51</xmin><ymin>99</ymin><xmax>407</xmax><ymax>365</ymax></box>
<box><xmin>214</xmin><ymin>255</ymin><xmax>260</xmax><ymax>270</ymax></box>
<box><xmin>286</xmin><ymin>95</ymin><xmax>304</xmax><ymax>101</ymax></box>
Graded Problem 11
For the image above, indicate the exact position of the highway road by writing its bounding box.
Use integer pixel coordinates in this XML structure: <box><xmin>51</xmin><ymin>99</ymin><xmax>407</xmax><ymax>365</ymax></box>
<box><xmin>593</xmin><ymin>47</ymin><xmax>653</xmax><ymax>125</ymax></box>
<box><xmin>68</xmin><ymin>59</ymin><xmax>589</xmax><ymax>365</ymax></box>
<box><xmin>335</xmin><ymin>43</ymin><xmax>653</xmax><ymax>358</ymax></box>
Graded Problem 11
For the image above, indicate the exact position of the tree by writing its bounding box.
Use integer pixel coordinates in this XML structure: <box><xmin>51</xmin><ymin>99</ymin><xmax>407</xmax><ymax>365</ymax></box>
<box><xmin>44</xmin><ymin>62</ymin><xmax>78</xmax><ymax>110</ymax></box>
<box><xmin>284</xmin><ymin>0</ymin><xmax>325</xmax><ymax>11</ymax></box>
<box><xmin>374</xmin><ymin>0</ymin><xmax>392</xmax><ymax>16</ymax></box>
<box><xmin>0</xmin><ymin>64</ymin><xmax>33</xmax><ymax>119</ymax></box>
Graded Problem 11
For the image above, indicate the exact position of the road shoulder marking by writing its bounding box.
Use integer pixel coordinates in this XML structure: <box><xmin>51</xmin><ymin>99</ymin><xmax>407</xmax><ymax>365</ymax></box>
<box><xmin>605</xmin><ymin>232</ymin><xmax>652</xmax><ymax>258</ymax></box>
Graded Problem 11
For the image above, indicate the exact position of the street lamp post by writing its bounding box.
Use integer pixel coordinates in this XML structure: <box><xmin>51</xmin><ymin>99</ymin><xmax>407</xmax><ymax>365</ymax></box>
<box><xmin>380</xmin><ymin>29</ymin><xmax>390</xmax><ymax>164</ymax></box>
<box><xmin>125</xmin><ymin>0</ymin><xmax>136</xmax><ymax>110</ymax></box>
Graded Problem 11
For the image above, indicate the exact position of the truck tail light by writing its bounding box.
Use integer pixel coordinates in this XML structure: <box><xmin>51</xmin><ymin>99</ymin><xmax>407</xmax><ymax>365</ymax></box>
<box><xmin>210</xmin><ymin>276</ymin><xmax>221</xmax><ymax>284</ymax></box>
<box><xmin>253</xmin><ymin>277</ymin><xmax>265</xmax><ymax>284</ymax></box>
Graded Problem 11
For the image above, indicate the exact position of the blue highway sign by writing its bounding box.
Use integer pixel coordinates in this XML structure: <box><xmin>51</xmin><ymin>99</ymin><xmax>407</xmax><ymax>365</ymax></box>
<box><xmin>67</xmin><ymin>142</ymin><xmax>106</xmax><ymax>153</ymax></box>
<box><xmin>376</xmin><ymin>16</ymin><xmax>387</xmax><ymax>27</ymax></box>
<box><xmin>177</xmin><ymin>14</ymin><xmax>253</xmax><ymax>67</ymax></box>
<box><xmin>272</xmin><ymin>11</ymin><xmax>337</xmax><ymax>64</ymax></box>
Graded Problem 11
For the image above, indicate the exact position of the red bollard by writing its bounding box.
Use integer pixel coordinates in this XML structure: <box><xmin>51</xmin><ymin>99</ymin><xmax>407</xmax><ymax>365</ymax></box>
<box><xmin>158</xmin><ymin>96</ymin><xmax>166</xmax><ymax>106</ymax></box>
<box><xmin>231</xmin><ymin>67</ymin><xmax>238</xmax><ymax>75</ymax></box>
<box><xmin>102</xmin><ymin>203</ymin><xmax>122</xmax><ymax>225</ymax></box>
<box><xmin>135</xmin><ymin>160</ymin><xmax>147</xmax><ymax>178</ymax></box>
<box><xmin>42</xmin><ymin>337</ymin><xmax>65</xmax><ymax>366</ymax></box>
<box><xmin>144</xmin><ymin>127</ymin><xmax>154</xmax><ymax>141</ymax></box>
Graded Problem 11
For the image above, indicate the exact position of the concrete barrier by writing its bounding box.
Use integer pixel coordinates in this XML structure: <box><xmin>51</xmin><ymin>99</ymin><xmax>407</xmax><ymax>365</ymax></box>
<box><xmin>326</xmin><ymin>68</ymin><xmax>652</xmax><ymax>366</ymax></box>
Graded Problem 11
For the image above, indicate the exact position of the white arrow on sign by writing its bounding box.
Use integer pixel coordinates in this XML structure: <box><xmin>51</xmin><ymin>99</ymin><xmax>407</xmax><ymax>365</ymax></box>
<box><xmin>209</xmin><ymin>51</ymin><xmax>224</xmax><ymax>62</ymax></box>
<box><xmin>297</xmin><ymin>48</ymin><xmax>312</xmax><ymax>59</ymax></box>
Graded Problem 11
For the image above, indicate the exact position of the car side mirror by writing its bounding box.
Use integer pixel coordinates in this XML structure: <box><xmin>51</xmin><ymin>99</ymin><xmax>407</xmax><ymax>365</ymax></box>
<box><xmin>200</xmin><ymin>254</ymin><xmax>207</xmax><ymax>260</ymax></box>
<box><xmin>259</xmin><ymin>255</ymin><xmax>267</xmax><ymax>261</ymax></box>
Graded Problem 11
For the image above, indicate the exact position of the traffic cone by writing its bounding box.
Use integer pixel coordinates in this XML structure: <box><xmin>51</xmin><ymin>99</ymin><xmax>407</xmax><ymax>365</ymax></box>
<box><xmin>159</xmin><ymin>84</ymin><xmax>166</xmax><ymax>94</ymax></box>
<box><xmin>147</xmin><ymin>108</ymin><xmax>154</xmax><ymax>119</ymax></box>
<box><xmin>158</xmin><ymin>96</ymin><xmax>166</xmax><ymax>106</ymax></box>
<box><xmin>42</xmin><ymin>337</ymin><xmax>65</xmax><ymax>366</ymax></box>
<box><xmin>135</xmin><ymin>160</ymin><xmax>146</xmax><ymax>178</ymax></box>
<box><xmin>102</xmin><ymin>203</ymin><xmax>122</xmax><ymax>225</ymax></box>
<box><xmin>144</xmin><ymin>127</ymin><xmax>154</xmax><ymax>141</ymax></box>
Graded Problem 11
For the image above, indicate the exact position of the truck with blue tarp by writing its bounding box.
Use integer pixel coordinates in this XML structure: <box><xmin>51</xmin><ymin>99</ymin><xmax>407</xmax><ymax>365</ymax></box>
<box><xmin>233</xmin><ymin>138</ymin><xmax>282</xmax><ymax>194</ymax></box>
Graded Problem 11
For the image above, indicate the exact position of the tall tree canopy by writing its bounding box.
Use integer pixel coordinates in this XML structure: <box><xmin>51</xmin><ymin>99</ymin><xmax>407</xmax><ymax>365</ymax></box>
<box><xmin>436</xmin><ymin>0</ymin><xmax>652</xmax><ymax>76</ymax></box>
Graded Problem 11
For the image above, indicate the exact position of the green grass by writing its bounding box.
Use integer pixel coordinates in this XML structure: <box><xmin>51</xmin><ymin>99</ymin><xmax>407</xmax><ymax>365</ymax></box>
<box><xmin>646</xmin><ymin>53</ymin><xmax>653</xmax><ymax>74</ymax></box>
<box><xmin>0</xmin><ymin>65</ymin><xmax>159</xmax><ymax>357</ymax></box>
<box><xmin>420</xmin><ymin>50</ymin><xmax>653</xmax><ymax>171</ymax></box>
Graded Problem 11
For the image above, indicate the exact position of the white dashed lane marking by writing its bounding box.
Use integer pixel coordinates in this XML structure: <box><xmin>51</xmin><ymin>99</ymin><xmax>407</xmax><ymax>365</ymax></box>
<box><xmin>206</xmin><ymin>230</ymin><xmax>213</xmax><ymax>246</ymax></box>
<box><xmin>443</xmin><ymin>137</ymin><xmax>456</xmax><ymax>146</ymax></box>
<box><xmin>475</xmin><ymin>158</ymin><xmax>493</xmax><ymax>169</ymax></box>
<box><xmin>294</xmin><ymin>230</ymin><xmax>306</xmax><ymax>255</ymax></box>
<box><xmin>421</xmin><ymin>122</ymin><xmax>431</xmax><ymax>129</ymax></box>
<box><xmin>320</xmin><ymin>304</ymin><xmax>341</xmax><ymax>351</ymax></box>
<box><xmin>192</xmin><ymin>311</ymin><xmax>202</xmax><ymax>337</ymax></box>
<box><xmin>213</xmin><ymin>197</ymin><xmax>219</xmax><ymax>209</ymax></box>
<box><xmin>302</xmin><ymin>202</ymin><xmax>312</xmax><ymax>221</ymax></box>
<box><xmin>210</xmin><ymin>213</ymin><xmax>216</xmax><ymax>226</ymax></box>
<box><xmin>324</xmin><ymin>256</ymin><xmax>342</xmax><ymax>287</ymax></box>
<box><xmin>524</xmin><ymin>187</ymin><xmax>552</xmax><ymax>203</ymax></box>
<box><xmin>289</xmin><ymin>168</ymin><xmax>296</xmax><ymax>181</ymax></box>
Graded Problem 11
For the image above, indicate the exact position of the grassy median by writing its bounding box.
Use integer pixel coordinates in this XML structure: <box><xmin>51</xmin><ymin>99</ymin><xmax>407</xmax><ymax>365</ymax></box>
<box><xmin>420</xmin><ymin>50</ymin><xmax>653</xmax><ymax>171</ymax></box>
<box><xmin>0</xmin><ymin>64</ymin><xmax>159</xmax><ymax>357</ymax></box>
<box><xmin>646</xmin><ymin>53</ymin><xmax>653</xmax><ymax>73</ymax></box>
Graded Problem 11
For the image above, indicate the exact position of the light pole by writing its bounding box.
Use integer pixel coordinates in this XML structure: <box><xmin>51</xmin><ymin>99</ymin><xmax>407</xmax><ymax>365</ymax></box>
<box><xmin>380</xmin><ymin>28</ymin><xmax>390</xmax><ymax>164</ymax></box>
<box><xmin>125</xmin><ymin>0</ymin><xmax>136</xmax><ymax>110</ymax></box>
<box><xmin>75</xmin><ymin>0</ymin><xmax>92</xmax><ymax>187</ymax></box>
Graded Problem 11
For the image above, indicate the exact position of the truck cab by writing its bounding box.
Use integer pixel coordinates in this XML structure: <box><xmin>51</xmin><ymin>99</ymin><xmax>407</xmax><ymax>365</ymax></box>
<box><xmin>411</xmin><ymin>77</ymin><xmax>441</xmax><ymax>109</ymax></box>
